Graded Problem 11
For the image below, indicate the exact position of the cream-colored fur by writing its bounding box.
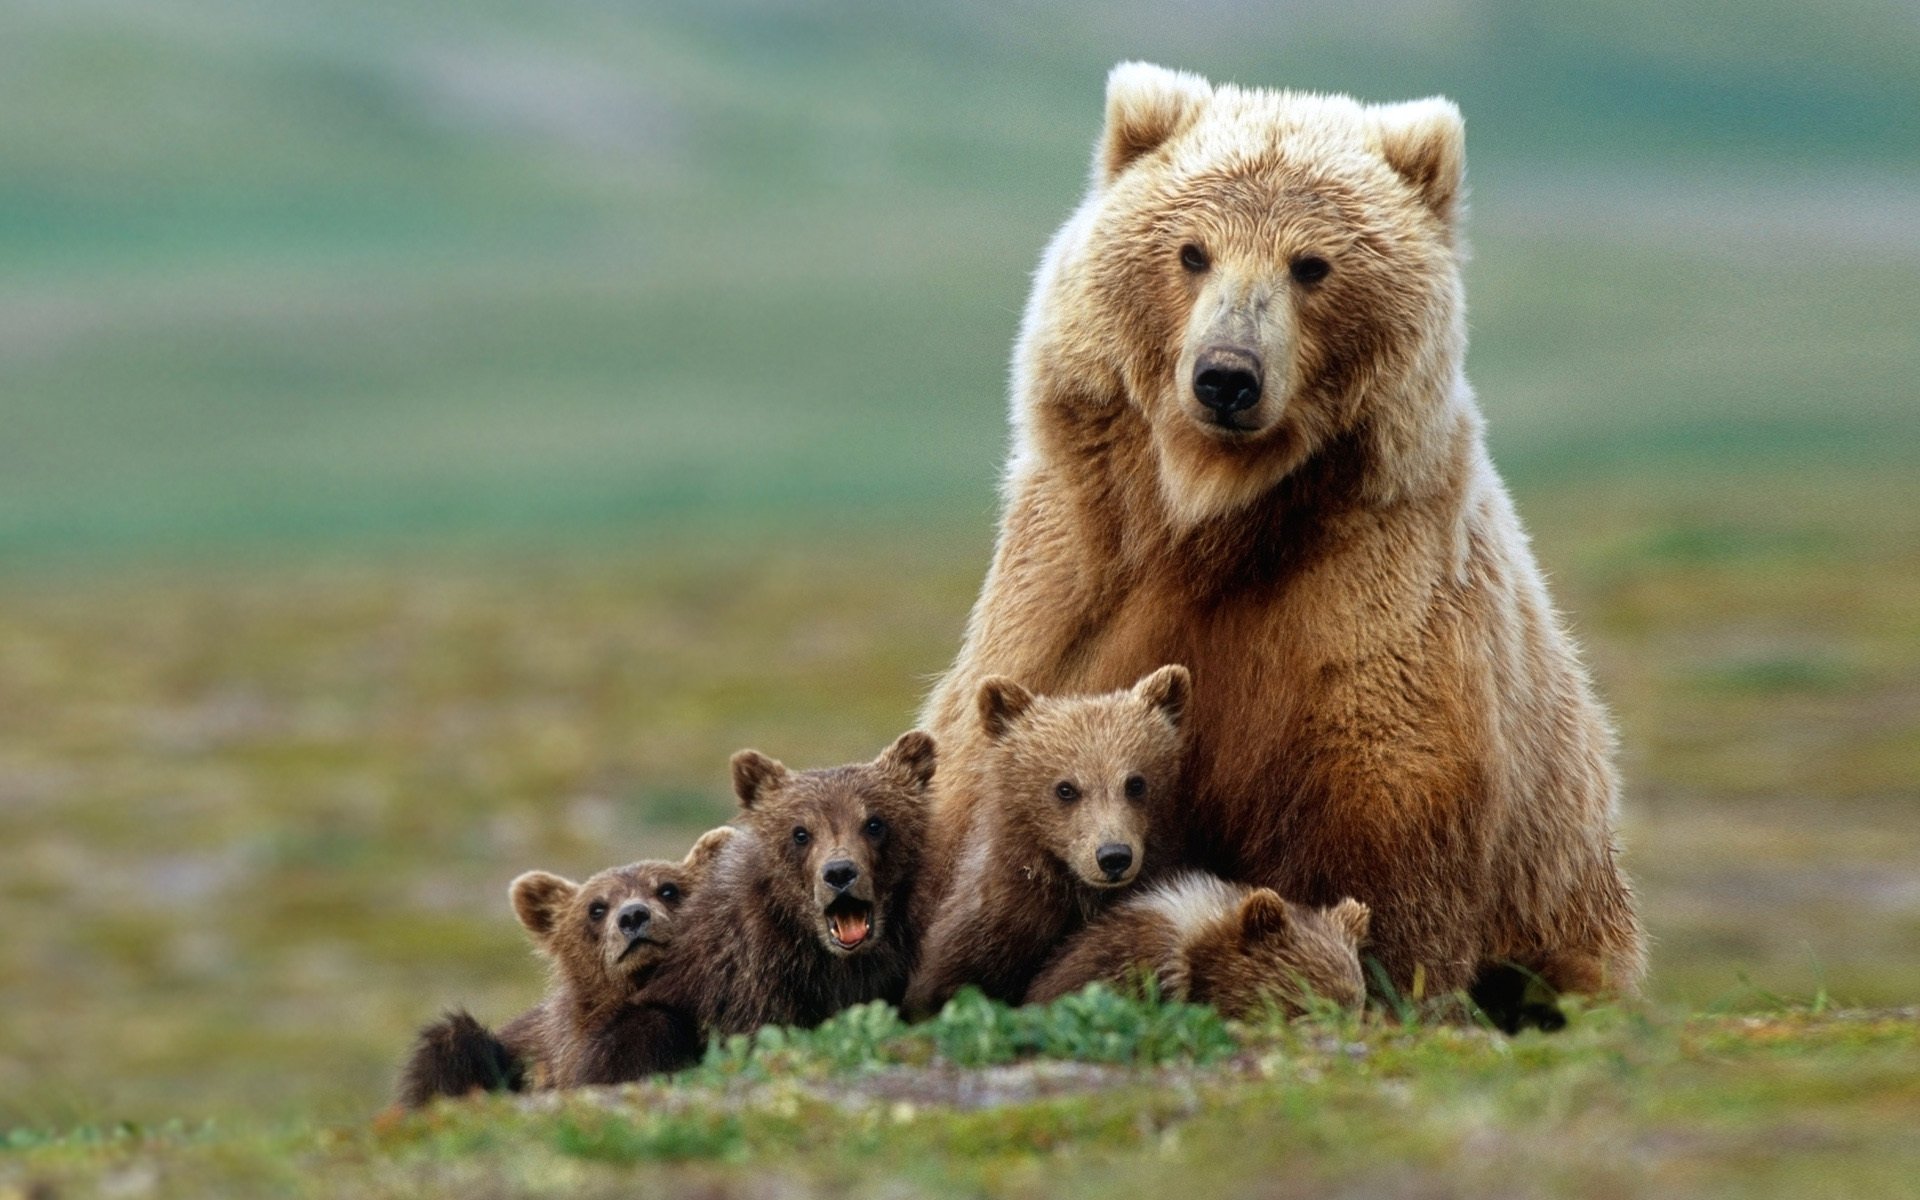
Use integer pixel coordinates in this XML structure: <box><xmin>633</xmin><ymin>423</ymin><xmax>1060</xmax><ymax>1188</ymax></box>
<box><xmin>924</xmin><ymin>63</ymin><xmax>1644</xmax><ymax>1002</ymax></box>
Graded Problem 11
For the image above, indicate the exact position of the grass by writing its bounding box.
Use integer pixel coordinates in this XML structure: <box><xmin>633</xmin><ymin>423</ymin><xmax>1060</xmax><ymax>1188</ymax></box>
<box><xmin>4</xmin><ymin>997</ymin><xmax>1916</xmax><ymax>1199</ymax></box>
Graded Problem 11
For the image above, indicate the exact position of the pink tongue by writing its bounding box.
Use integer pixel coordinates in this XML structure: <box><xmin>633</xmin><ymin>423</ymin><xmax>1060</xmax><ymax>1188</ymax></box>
<box><xmin>830</xmin><ymin>909</ymin><xmax>871</xmax><ymax>946</ymax></box>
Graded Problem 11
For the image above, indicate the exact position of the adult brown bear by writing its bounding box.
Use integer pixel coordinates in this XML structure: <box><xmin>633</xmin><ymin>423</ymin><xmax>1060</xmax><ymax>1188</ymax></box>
<box><xmin>921</xmin><ymin>63</ymin><xmax>1643</xmax><ymax>1015</ymax></box>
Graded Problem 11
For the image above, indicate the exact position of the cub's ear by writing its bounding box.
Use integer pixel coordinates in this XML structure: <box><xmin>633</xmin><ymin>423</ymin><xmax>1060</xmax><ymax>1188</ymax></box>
<box><xmin>509</xmin><ymin>871</ymin><xmax>577</xmax><ymax>939</ymax></box>
<box><xmin>1132</xmin><ymin>663</ymin><xmax>1191</xmax><ymax>729</ymax></box>
<box><xmin>876</xmin><ymin>729</ymin><xmax>938</xmax><ymax>791</ymax></box>
<box><xmin>1371</xmin><ymin>97</ymin><xmax>1465</xmax><ymax>228</ymax></box>
<box><xmin>682</xmin><ymin>825</ymin><xmax>735</xmax><ymax>878</ymax></box>
<box><xmin>1239</xmin><ymin>888</ymin><xmax>1292</xmax><ymax>944</ymax></box>
<box><xmin>1100</xmin><ymin>61</ymin><xmax>1211</xmax><ymax>182</ymax></box>
<box><xmin>1329</xmin><ymin>897</ymin><xmax>1372</xmax><ymax>945</ymax></box>
<box><xmin>730</xmin><ymin>750</ymin><xmax>789</xmax><ymax>811</ymax></box>
<box><xmin>977</xmin><ymin>676</ymin><xmax>1035</xmax><ymax>741</ymax></box>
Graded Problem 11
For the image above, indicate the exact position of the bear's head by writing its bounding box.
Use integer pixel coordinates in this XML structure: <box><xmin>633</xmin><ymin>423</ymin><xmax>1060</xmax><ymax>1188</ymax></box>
<box><xmin>509</xmin><ymin>825</ymin><xmax>734</xmax><ymax>1002</ymax></box>
<box><xmin>1192</xmin><ymin>891</ymin><xmax>1371</xmax><ymax>1019</ymax></box>
<box><xmin>1023</xmin><ymin>62</ymin><xmax>1470</xmax><ymax>526</ymax></box>
<box><xmin>728</xmin><ymin>731</ymin><xmax>935</xmax><ymax>958</ymax></box>
<box><xmin>975</xmin><ymin>664</ymin><xmax>1189</xmax><ymax>891</ymax></box>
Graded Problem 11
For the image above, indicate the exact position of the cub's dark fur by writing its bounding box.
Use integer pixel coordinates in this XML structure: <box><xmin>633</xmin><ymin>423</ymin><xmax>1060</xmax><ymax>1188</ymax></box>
<box><xmin>394</xmin><ymin>829</ymin><xmax>729</xmax><ymax>1108</ymax></box>
<box><xmin>565</xmin><ymin>732</ymin><xmax>935</xmax><ymax>1086</ymax></box>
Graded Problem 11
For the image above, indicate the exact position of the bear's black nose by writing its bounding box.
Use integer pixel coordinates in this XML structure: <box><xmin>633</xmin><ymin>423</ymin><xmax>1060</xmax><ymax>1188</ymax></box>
<box><xmin>1193</xmin><ymin>346</ymin><xmax>1263</xmax><ymax>416</ymax></box>
<box><xmin>1096</xmin><ymin>844</ymin><xmax>1135</xmax><ymax>880</ymax></box>
<box><xmin>616</xmin><ymin>901</ymin><xmax>652</xmax><ymax>936</ymax></box>
<box><xmin>822</xmin><ymin>859</ymin><xmax>859</xmax><ymax>892</ymax></box>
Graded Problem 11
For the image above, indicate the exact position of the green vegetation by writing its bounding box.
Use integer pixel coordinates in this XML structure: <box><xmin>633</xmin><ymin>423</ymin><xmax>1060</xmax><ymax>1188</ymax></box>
<box><xmin>1</xmin><ymin>0</ymin><xmax>1916</xmax><ymax>1195</ymax></box>
<box><xmin>5</xmin><ymin>999</ymin><xmax>1917</xmax><ymax>1199</ymax></box>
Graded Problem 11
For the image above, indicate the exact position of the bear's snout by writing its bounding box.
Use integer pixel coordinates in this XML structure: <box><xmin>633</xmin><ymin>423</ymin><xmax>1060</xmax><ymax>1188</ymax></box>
<box><xmin>1095</xmin><ymin>842</ymin><xmax>1135</xmax><ymax>882</ymax></box>
<box><xmin>615</xmin><ymin>901</ymin><xmax>652</xmax><ymax>938</ymax></box>
<box><xmin>1192</xmin><ymin>345</ymin><xmax>1263</xmax><ymax>424</ymax></box>
<box><xmin>821</xmin><ymin>858</ymin><xmax>859</xmax><ymax>893</ymax></box>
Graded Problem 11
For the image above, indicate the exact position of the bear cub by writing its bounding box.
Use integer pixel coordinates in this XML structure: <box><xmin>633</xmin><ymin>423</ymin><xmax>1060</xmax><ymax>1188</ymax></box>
<box><xmin>564</xmin><ymin>731</ymin><xmax>936</xmax><ymax>1085</ymax></box>
<box><xmin>394</xmin><ymin>827</ymin><xmax>731</xmax><ymax>1108</ymax></box>
<box><xmin>903</xmin><ymin>665</ymin><xmax>1188</xmax><ymax>1017</ymax></box>
<box><xmin>1026</xmin><ymin>871</ymin><xmax>1371</xmax><ymax>1020</ymax></box>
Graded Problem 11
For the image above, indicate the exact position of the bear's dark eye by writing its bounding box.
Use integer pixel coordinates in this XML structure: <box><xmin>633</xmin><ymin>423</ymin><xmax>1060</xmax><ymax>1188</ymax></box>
<box><xmin>1290</xmin><ymin>255</ymin><xmax>1331</xmax><ymax>284</ymax></box>
<box><xmin>587</xmin><ymin>901</ymin><xmax>609</xmax><ymax>922</ymax></box>
<box><xmin>656</xmin><ymin>883</ymin><xmax>680</xmax><ymax>904</ymax></box>
<box><xmin>792</xmin><ymin>826</ymin><xmax>810</xmax><ymax>846</ymax></box>
<box><xmin>1054</xmin><ymin>781</ymin><xmax>1080</xmax><ymax>803</ymax></box>
<box><xmin>1179</xmin><ymin>243</ymin><xmax>1209</xmax><ymax>273</ymax></box>
<box><xmin>864</xmin><ymin>816</ymin><xmax>887</xmax><ymax>839</ymax></box>
<box><xmin>1124</xmin><ymin>774</ymin><xmax>1148</xmax><ymax>800</ymax></box>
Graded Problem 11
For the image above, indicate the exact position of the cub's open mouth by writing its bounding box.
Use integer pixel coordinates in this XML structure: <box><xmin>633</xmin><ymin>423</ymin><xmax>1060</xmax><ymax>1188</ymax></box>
<box><xmin>824</xmin><ymin>897</ymin><xmax>874</xmax><ymax>950</ymax></box>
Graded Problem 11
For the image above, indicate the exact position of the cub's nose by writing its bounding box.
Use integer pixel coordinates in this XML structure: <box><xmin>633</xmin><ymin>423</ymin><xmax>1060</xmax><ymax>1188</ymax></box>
<box><xmin>616</xmin><ymin>901</ymin><xmax>652</xmax><ymax>936</ymax></box>
<box><xmin>1096</xmin><ymin>843</ymin><xmax>1135</xmax><ymax>881</ymax></box>
<box><xmin>1192</xmin><ymin>346</ymin><xmax>1263</xmax><ymax>416</ymax></box>
<box><xmin>822</xmin><ymin>859</ymin><xmax>859</xmax><ymax>893</ymax></box>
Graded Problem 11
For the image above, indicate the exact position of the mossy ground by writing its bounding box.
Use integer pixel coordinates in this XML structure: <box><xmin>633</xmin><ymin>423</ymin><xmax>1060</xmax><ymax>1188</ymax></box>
<box><xmin>6</xmin><ymin>1000</ymin><xmax>1916</xmax><ymax>1199</ymax></box>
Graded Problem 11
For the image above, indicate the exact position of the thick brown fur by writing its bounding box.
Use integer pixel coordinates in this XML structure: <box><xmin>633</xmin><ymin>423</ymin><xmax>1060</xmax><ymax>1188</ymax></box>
<box><xmin>1027</xmin><ymin>871</ymin><xmax>1370</xmax><ymax>1019</ymax></box>
<box><xmin>904</xmin><ymin>665</ymin><xmax>1188</xmax><ymax>1016</ymax></box>
<box><xmin>563</xmin><ymin>732</ymin><xmax>936</xmax><ymax>1086</ymax></box>
<box><xmin>393</xmin><ymin>827</ymin><xmax>732</xmax><ymax>1108</ymax></box>
<box><xmin>922</xmin><ymin>64</ymin><xmax>1643</xmax><ymax>1007</ymax></box>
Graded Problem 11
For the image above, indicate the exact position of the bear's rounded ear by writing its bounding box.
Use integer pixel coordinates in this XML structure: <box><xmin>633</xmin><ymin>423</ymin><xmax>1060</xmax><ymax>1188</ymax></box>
<box><xmin>509</xmin><ymin>871</ymin><xmax>577</xmax><ymax>939</ymax></box>
<box><xmin>1329</xmin><ymin>897</ymin><xmax>1372</xmax><ymax>946</ymax></box>
<box><xmin>876</xmin><ymin>729</ymin><xmax>938</xmax><ymax>791</ymax></box>
<box><xmin>730</xmin><ymin>750</ymin><xmax>789</xmax><ymax>811</ymax></box>
<box><xmin>1133</xmin><ymin>664</ymin><xmax>1191</xmax><ymax>729</ymax></box>
<box><xmin>682</xmin><ymin>824</ymin><xmax>735</xmax><ymax>878</ymax></box>
<box><xmin>977</xmin><ymin>676</ymin><xmax>1035</xmax><ymax>741</ymax></box>
<box><xmin>1239</xmin><ymin>888</ymin><xmax>1292</xmax><ymax>944</ymax></box>
<box><xmin>1371</xmin><ymin>97</ymin><xmax>1465</xmax><ymax>230</ymax></box>
<box><xmin>1100</xmin><ymin>61</ymin><xmax>1211</xmax><ymax>183</ymax></box>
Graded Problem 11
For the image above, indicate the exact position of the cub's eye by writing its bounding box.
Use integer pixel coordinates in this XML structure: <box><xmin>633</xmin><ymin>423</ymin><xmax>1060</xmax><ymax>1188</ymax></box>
<box><xmin>1054</xmin><ymin>781</ymin><xmax>1080</xmax><ymax>803</ymax></box>
<box><xmin>1124</xmin><ymin>774</ymin><xmax>1148</xmax><ymax>800</ymax></box>
<box><xmin>792</xmin><ymin>827</ymin><xmax>810</xmax><ymax>846</ymax></box>
<box><xmin>1179</xmin><ymin>243</ymin><xmax>1210</xmax><ymax>273</ymax></box>
<box><xmin>587</xmin><ymin>902</ymin><xmax>609</xmax><ymax>922</ymax></box>
<box><xmin>656</xmin><ymin>883</ymin><xmax>680</xmax><ymax>903</ymax></box>
<box><xmin>864</xmin><ymin>816</ymin><xmax>887</xmax><ymax>839</ymax></box>
<box><xmin>1290</xmin><ymin>255</ymin><xmax>1331</xmax><ymax>284</ymax></box>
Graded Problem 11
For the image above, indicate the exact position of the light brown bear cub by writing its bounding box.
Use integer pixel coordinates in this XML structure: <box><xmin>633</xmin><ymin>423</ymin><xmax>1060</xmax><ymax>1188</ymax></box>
<box><xmin>904</xmin><ymin>665</ymin><xmax>1188</xmax><ymax>1018</ymax></box>
<box><xmin>1027</xmin><ymin>871</ymin><xmax>1370</xmax><ymax>1020</ymax></box>
<box><xmin>394</xmin><ymin>827</ymin><xmax>731</xmax><ymax>1108</ymax></box>
<box><xmin>563</xmin><ymin>731</ymin><xmax>936</xmax><ymax>1085</ymax></box>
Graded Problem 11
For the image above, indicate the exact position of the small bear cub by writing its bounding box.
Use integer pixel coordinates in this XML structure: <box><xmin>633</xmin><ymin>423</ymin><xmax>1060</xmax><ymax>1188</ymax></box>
<box><xmin>394</xmin><ymin>827</ymin><xmax>731</xmax><ymax>1108</ymax></box>
<box><xmin>904</xmin><ymin>665</ymin><xmax>1189</xmax><ymax>1017</ymax></box>
<box><xmin>563</xmin><ymin>731</ymin><xmax>936</xmax><ymax>1085</ymax></box>
<box><xmin>1026</xmin><ymin>871</ymin><xmax>1371</xmax><ymax>1020</ymax></box>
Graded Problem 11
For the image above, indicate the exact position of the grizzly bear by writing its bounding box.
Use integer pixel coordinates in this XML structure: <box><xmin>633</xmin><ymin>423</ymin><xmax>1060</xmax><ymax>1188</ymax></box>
<box><xmin>1026</xmin><ymin>871</ymin><xmax>1370</xmax><ymax>1020</ymax></box>
<box><xmin>904</xmin><ymin>665</ymin><xmax>1188</xmax><ymax>1016</ymax></box>
<box><xmin>393</xmin><ymin>827</ymin><xmax>732</xmax><ymax>1108</ymax></box>
<box><xmin>559</xmin><ymin>732</ymin><xmax>935</xmax><ymax>1086</ymax></box>
<box><xmin>920</xmin><ymin>63</ymin><xmax>1643</xmax><ymax>1016</ymax></box>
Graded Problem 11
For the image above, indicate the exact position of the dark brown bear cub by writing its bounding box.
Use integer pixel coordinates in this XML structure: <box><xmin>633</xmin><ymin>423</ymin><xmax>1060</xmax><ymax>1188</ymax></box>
<box><xmin>563</xmin><ymin>731</ymin><xmax>935</xmax><ymax>1086</ymax></box>
<box><xmin>903</xmin><ymin>665</ymin><xmax>1188</xmax><ymax>1018</ymax></box>
<box><xmin>1026</xmin><ymin>871</ymin><xmax>1370</xmax><ymax>1020</ymax></box>
<box><xmin>394</xmin><ymin>827</ymin><xmax>731</xmax><ymax>1108</ymax></box>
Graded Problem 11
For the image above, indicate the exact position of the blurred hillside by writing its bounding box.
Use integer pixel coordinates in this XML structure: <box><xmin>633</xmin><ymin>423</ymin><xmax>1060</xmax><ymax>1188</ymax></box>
<box><xmin>3</xmin><ymin>0</ymin><xmax>1917</xmax><ymax>564</ymax></box>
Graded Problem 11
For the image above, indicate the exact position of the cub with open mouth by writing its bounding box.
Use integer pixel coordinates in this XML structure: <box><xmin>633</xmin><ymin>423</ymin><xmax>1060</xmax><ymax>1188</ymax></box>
<box><xmin>560</xmin><ymin>731</ymin><xmax>936</xmax><ymax>1085</ymax></box>
<box><xmin>904</xmin><ymin>665</ymin><xmax>1189</xmax><ymax>1018</ymax></box>
<box><xmin>394</xmin><ymin>825</ymin><xmax>733</xmax><ymax>1108</ymax></box>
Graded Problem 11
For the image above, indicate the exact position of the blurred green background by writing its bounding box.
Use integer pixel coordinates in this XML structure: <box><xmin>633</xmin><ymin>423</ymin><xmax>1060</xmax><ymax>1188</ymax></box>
<box><xmin>1</xmin><ymin>0</ymin><xmax>1916</xmax><ymax>1134</ymax></box>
